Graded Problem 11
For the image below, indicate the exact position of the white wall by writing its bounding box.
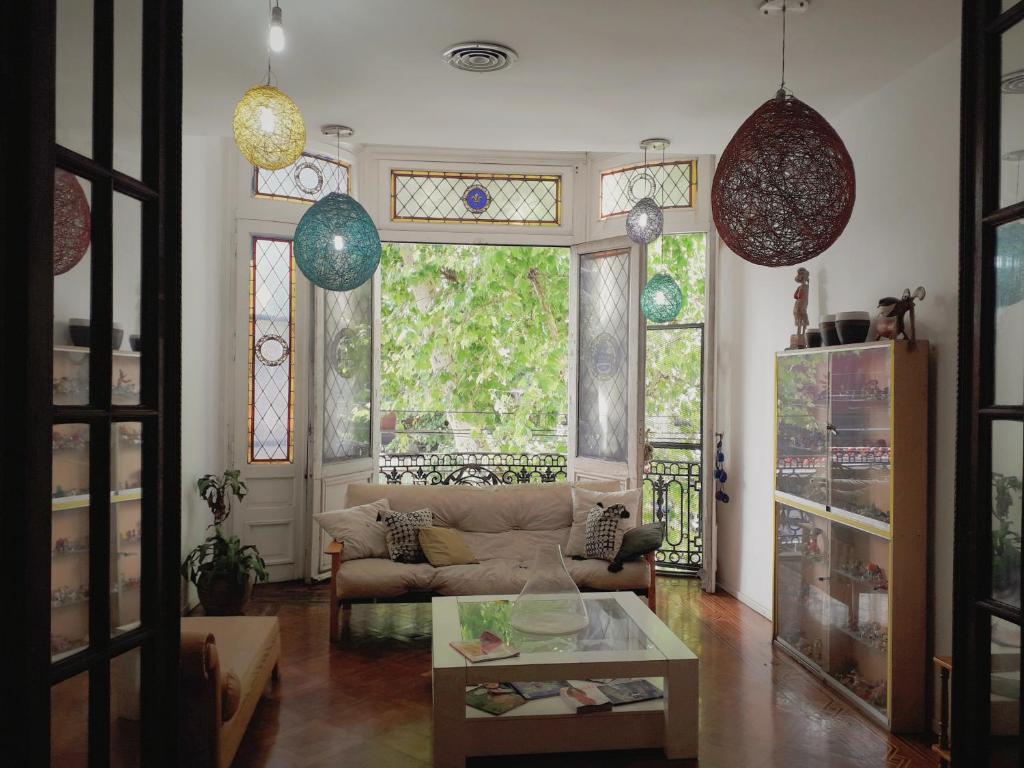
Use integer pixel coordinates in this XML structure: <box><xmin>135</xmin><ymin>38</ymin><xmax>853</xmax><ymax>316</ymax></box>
<box><xmin>714</xmin><ymin>37</ymin><xmax>962</xmax><ymax>710</ymax></box>
<box><xmin>180</xmin><ymin>136</ymin><xmax>235</xmax><ymax>605</ymax></box>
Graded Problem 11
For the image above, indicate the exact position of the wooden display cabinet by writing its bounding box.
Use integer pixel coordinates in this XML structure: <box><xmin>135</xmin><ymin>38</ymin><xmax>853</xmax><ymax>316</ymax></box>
<box><xmin>773</xmin><ymin>340</ymin><xmax>928</xmax><ymax>732</ymax></box>
<box><xmin>51</xmin><ymin>347</ymin><xmax>143</xmax><ymax>661</ymax></box>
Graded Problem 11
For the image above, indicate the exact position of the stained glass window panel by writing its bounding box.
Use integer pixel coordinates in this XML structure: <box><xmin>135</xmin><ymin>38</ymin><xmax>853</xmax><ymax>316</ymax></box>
<box><xmin>600</xmin><ymin>160</ymin><xmax>695</xmax><ymax>219</ymax></box>
<box><xmin>254</xmin><ymin>152</ymin><xmax>350</xmax><ymax>203</ymax></box>
<box><xmin>577</xmin><ymin>249</ymin><xmax>630</xmax><ymax>462</ymax></box>
<box><xmin>323</xmin><ymin>281</ymin><xmax>373</xmax><ymax>462</ymax></box>
<box><xmin>391</xmin><ymin>170</ymin><xmax>561</xmax><ymax>225</ymax></box>
<box><xmin>248</xmin><ymin>238</ymin><xmax>296</xmax><ymax>463</ymax></box>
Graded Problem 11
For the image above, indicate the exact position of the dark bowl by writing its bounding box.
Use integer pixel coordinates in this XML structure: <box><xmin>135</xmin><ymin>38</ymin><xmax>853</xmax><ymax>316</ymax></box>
<box><xmin>111</xmin><ymin>328</ymin><xmax>124</xmax><ymax>350</ymax></box>
<box><xmin>805</xmin><ymin>329</ymin><xmax>822</xmax><ymax>348</ymax></box>
<box><xmin>68</xmin><ymin>324</ymin><xmax>89</xmax><ymax>347</ymax></box>
<box><xmin>820</xmin><ymin>321</ymin><xmax>840</xmax><ymax>347</ymax></box>
<box><xmin>129</xmin><ymin>335</ymin><xmax>142</xmax><ymax>352</ymax></box>
<box><xmin>837</xmin><ymin>319</ymin><xmax>871</xmax><ymax>345</ymax></box>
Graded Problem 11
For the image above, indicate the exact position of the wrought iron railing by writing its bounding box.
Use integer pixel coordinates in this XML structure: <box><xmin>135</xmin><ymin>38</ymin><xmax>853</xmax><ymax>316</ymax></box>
<box><xmin>378</xmin><ymin>452</ymin><xmax>702</xmax><ymax>574</ymax></box>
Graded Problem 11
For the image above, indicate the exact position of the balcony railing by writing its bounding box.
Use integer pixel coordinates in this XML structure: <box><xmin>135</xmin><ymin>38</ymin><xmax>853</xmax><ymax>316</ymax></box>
<box><xmin>378</xmin><ymin>452</ymin><xmax>702</xmax><ymax>574</ymax></box>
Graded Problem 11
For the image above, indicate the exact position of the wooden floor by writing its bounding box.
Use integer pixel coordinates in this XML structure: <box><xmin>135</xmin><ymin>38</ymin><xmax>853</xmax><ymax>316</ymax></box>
<box><xmin>235</xmin><ymin>578</ymin><xmax>938</xmax><ymax>768</ymax></box>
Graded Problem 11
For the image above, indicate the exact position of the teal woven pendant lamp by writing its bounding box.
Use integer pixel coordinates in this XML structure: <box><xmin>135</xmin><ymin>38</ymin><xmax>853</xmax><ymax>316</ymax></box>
<box><xmin>641</xmin><ymin>273</ymin><xmax>685</xmax><ymax>323</ymax></box>
<box><xmin>294</xmin><ymin>125</ymin><xmax>381</xmax><ymax>291</ymax></box>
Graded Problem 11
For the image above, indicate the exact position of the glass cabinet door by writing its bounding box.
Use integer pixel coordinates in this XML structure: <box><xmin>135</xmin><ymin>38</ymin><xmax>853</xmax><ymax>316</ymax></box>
<box><xmin>827</xmin><ymin>347</ymin><xmax>892</xmax><ymax>528</ymax></box>
<box><xmin>776</xmin><ymin>352</ymin><xmax>829</xmax><ymax>505</ymax></box>
<box><xmin>827</xmin><ymin>522</ymin><xmax>890</xmax><ymax>718</ymax></box>
<box><xmin>775</xmin><ymin>503</ymin><xmax>829</xmax><ymax>669</ymax></box>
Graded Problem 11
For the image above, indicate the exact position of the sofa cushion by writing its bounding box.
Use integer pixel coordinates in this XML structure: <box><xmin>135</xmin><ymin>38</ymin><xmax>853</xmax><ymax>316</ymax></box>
<box><xmin>345</xmin><ymin>481</ymin><xmax>619</xmax><ymax>534</ymax></box>
<box><xmin>566</xmin><ymin>558</ymin><xmax>651</xmax><ymax>591</ymax></box>
<box><xmin>335</xmin><ymin>558</ymin><xmax>437</xmax><ymax>599</ymax></box>
<box><xmin>419</xmin><ymin>527</ymin><xmax>478</xmax><ymax>566</ymax></box>
<box><xmin>584</xmin><ymin>503</ymin><xmax>631</xmax><ymax>561</ymax></box>
<box><xmin>313</xmin><ymin>499</ymin><xmax>390</xmax><ymax>560</ymax></box>
<box><xmin>566</xmin><ymin>487</ymin><xmax>641</xmax><ymax>557</ymax></box>
<box><xmin>430</xmin><ymin>558</ymin><xmax>529</xmax><ymax>596</ymax></box>
<box><xmin>380</xmin><ymin>508</ymin><xmax>433</xmax><ymax>563</ymax></box>
<box><xmin>608</xmin><ymin>522</ymin><xmax>665</xmax><ymax>573</ymax></box>
<box><xmin>460</xmin><ymin>529</ymin><xmax>569</xmax><ymax>562</ymax></box>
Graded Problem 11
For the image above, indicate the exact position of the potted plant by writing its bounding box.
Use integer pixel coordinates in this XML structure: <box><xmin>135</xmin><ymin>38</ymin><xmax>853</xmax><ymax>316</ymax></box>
<box><xmin>992</xmin><ymin>472</ymin><xmax>1022</xmax><ymax>603</ymax></box>
<box><xmin>181</xmin><ymin>470</ymin><xmax>268</xmax><ymax>615</ymax></box>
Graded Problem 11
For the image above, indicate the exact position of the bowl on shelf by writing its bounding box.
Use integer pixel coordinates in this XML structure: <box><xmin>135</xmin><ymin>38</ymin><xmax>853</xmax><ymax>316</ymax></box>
<box><xmin>129</xmin><ymin>334</ymin><xmax>141</xmax><ymax>352</ymax></box>
<box><xmin>66</xmin><ymin>319</ymin><xmax>125</xmax><ymax>349</ymax></box>
<box><xmin>836</xmin><ymin>311</ymin><xmax>871</xmax><ymax>344</ymax></box>
<box><xmin>805</xmin><ymin>328</ymin><xmax>822</xmax><ymax>348</ymax></box>
<box><xmin>820</xmin><ymin>315</ymin><xmax>840</xmax><ymax>346</ymax></box>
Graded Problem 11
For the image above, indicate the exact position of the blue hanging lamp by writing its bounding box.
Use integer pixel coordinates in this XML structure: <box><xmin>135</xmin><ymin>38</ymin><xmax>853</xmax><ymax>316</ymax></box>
<box><xmin>294</xmin><ymin>125</ymin><xmax>381</xmax><ymax>291</ymax></box>
<box><xmin>641</xmin><ymin>273</ymin><xmax>685</xmax><ymax>323</ymax></box>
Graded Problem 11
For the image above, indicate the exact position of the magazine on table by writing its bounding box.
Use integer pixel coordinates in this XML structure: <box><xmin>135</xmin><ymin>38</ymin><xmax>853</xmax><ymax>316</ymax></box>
<box><xmin>509</xmin><ymin>680</ymin><xmax>568</xmax><ymax>700</ymax></box>
<box><xmin>450</xmin><ymin>630</ymin><xmax>520</xmax><ymax>663</ymax></box>
<box><xmin>558</xmin><ymin>681</ymin><xmax>613</xmax><ymax>714</ymax></box>
<box><xmin>597</xmin><ymin>678</ymin><xmax>664</xmax><ymax>705</ymax></box>
<box><xmin>465</xmin><ymin>685</ymin><xmax>527</xmax><ymax>716</ymax></box>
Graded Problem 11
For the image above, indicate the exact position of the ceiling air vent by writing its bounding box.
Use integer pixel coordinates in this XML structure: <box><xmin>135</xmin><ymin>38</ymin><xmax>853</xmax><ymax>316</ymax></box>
<box><xmin>443</xmin><ymin>42</ymin><xmax>518</xmax><ymax>73</ymax></box>
<box><xmin>1003</xmin><ymin>68</ymin><xmax>1024</xmax><ymax>94</ymax></box>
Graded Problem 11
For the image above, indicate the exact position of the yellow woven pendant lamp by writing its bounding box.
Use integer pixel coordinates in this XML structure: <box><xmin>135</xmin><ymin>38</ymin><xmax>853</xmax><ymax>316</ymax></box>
<box><xmin>233</xmin><ymin>84</ymin><xmax>306</xmax><ymax>171</ymax></box>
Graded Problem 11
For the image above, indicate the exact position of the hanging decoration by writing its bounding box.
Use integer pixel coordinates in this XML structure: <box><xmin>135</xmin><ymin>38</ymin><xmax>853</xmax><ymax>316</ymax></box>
<box><xmin>232</xmin><ymin>4</ymin><xmax>305</xmax><ymax>171</ymax></box>
<box><xmin>641</xmin><ymin>273</ymin><xmax>685</xmax><ymax>324</ymax></box>
<box><xmin>712</xmin><ymin>1</ymin><xmax>855</xmax><ymax>267</ymax></box>
<box><xmin>53</xmin><ymin>169</ymin><xmax>91</xmax><ymax>275</ymax></box>
<box><xmin>625</xmin><ymin>139</ymin><xmax>668</xmax><ymax>244</ymax></box>
<box><xmin>294</xmin><ymin>125</ymin><xmax>381</xmax><ymax>292</ymax></box>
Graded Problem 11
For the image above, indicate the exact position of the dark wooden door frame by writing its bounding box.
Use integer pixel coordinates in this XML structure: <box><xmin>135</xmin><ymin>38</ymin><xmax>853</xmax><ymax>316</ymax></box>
<box><xmin>0</xmin><ymin>1</ymin><xmax>182</xmax><ymax>764</ymax></box>
<box><xmin>953</xmin><ymin>0</ymin><xmax>1024</xmax><ymax>763</ymax></box>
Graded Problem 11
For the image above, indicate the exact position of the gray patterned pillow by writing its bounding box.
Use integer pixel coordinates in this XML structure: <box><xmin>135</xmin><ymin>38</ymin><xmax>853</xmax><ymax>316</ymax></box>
<box><xmin>584</xmin><ymin>503</ymin><xmax>631</xmax><ymax>561</ymax></box>
<box><xmin>380</xmin><ymin>508</ymin><xmax>433</xmax><ymax>563</ymax></box>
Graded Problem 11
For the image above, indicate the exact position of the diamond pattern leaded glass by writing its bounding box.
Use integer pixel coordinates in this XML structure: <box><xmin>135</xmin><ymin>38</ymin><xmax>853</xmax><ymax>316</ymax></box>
<box><xmin>600</xmin><ymin>160</ymin><xmax>695</xmax><ymax>219</ymax></box>
<box><xmin>391</xmin><ymin>170</ymin><xmax>561</xmax><ymax>226</ymax></box>
<box><xmin>323</xmin><ymin>280</ymin><xmax>372</xmax><ymax>462</ymax></box>
<box><xmin>254</xmin><ymin>152</ymin><xmax>350</xmax><ymax>204</ymax></box>
<box><xmin>249</xmin><ymin>238</ymin><xmax>296</xmax><ymax>463</ymax></box>
<box><xmin>577</xmin><ymin>249</ymin><xmax>631</xmax><ymax>462</ymax></box>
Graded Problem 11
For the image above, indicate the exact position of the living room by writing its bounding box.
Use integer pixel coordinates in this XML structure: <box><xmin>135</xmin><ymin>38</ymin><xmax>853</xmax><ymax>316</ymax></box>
<box><xmin>4</xmin><ymin>0</ymin><xmax>1021</xmax><ymax>766</ymax></box>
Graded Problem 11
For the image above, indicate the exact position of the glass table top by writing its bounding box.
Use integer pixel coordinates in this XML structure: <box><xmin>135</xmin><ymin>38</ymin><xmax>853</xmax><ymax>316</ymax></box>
<box><xmin>457</xmin><ymin>596</ymin><xmax>654</xmax><ymax>654</ymax></box>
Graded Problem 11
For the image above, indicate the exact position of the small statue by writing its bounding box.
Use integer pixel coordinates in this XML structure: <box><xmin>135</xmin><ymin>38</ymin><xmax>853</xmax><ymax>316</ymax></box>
<box><xmin>875</xmin><ymin>287</ymin><xmax>926</xmax><ymax>344</ymax></box>
<box><xmin>790</xmin><ymin>267</ymin><xmax>810</xmax><ymax>349</ymax></box>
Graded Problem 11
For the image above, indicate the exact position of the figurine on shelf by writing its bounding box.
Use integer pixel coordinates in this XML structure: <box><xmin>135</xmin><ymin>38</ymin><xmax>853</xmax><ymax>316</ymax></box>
<box><xmin>790</xmin><ymin>267</ymin><xmax>810</xmax><ymax>349</ymax></box>
<box><xmin>113</xmin><ymin>369</ymin><xmax>138</xmax><ymax>397</ymax></box>
<box><xmin>875</xmin><ymin>287</ymin><xmax>926</xmax><ymax>344</ymax></box>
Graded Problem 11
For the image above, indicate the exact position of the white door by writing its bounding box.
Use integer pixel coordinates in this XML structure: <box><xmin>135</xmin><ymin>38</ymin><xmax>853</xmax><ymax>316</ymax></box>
<box><xmin>230</xmin><ymin>221</ymin><xmax>309</xmax><ymax>582</ymax></box>
<box><xmin>567</xmin><ymin>236</ymin><xmax>646</xmax><ymax>489</ymax></box>
<box><xmin>307</xmin><ymin>269</ymin><xmax>380</xmax><ymax>580</ymax></box>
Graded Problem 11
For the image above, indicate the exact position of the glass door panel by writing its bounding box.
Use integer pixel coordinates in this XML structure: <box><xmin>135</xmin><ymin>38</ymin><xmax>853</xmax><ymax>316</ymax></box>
<box><xmin>827</xmin><ymin>522</ymin><xmax>890</xmax><ymax>718</ymax></box>
<box><xmin>828</xmin><ymin>347</ymin><xmax>892</xmax><ymax>527</ymax></box>
<box><xmin>994</xmin><ymin>221</ymin><xmax>1024</xmax><ymax>406</ymax></box>
<box><xmin>776</xmin><ymin>352</ymin><xmax>829</xmax><ymax>504</ymax></box>
<box><xmin>775</xmin><ymin>503</ymin><xmax>829</xmax><ymax>669</ymax></box>
<box><xmin>111</xmin><ymin>422</ymin><xmax>143</xmax><ymax>635</ymax></box>
<box><xmin>989</xmin><ymin>616</ymin><xmax>1021</xmax><ymax>768</ymax></box>
<box><xmin>51</xmin><ymin>670</ymin><xmax>89</xmax><ymax>766</ymax></box>
<box><xmin>51</xmin><ymin>423</ymin><xmax>91</xmax><ymax>661</ymax></box>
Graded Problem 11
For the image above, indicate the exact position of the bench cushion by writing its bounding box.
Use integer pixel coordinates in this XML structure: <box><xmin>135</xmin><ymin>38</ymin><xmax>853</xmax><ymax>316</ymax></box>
<box><xmin>335</xmin><ymin>557</ymin><xmax>437</xmax><ymax>599</ymax></box>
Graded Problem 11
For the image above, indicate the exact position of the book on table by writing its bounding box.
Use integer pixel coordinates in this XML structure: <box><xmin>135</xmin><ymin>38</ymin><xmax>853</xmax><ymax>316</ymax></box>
<box><xmin>465</xmin><ymin>685</ymin><xmax>528</xmax><ymax>716</ymax></box>
<box><xmin>596</xmin><ymin>679</ymin><xmax>664</xmax><ymax>705</ymax></box>
<box><xmin>558</xmin><ymin>681</ymin><xmax>613</xmax><ymax>714</ymax></box>
<box><xmin>450</xmin><ymin>630</ymin><xmax>520</xmax><ymax>663</ymax></box>
<box><xmin>509</xmin><ymin>680</ymin><xmax>568</xmax><ymax>700</ymax></box>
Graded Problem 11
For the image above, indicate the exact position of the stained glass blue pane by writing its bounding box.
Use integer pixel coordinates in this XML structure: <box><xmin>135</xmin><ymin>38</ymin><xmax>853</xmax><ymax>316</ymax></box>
<box><xmin>391</xmin><ymin>171</ymin><xmax>560</xmax><ymax>225</ymax></box>
<box><xmin>577</xmin><ymin>249</ymin><xmax>630</xmax><ymax>462</ymax></box>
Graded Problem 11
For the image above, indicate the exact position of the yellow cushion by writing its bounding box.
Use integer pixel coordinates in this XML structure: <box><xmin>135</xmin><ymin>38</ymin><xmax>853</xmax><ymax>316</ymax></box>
<box><xmin>418</xmin><ymin>527</ymin><xmax>478</xmax><ymax>566</ymax></box>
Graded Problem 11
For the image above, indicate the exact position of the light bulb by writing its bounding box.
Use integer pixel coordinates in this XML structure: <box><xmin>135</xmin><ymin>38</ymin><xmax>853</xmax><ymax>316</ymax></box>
<box><xmin>269</xmin><ymin>5</ymin><xmax>285</xmax><ymax>52</ymax></box>
<box><xmin>259</xmin><ymin>107</ymin><xmax>276</xmax><ymax>133</ymax></box>
<box><xmin>637</xmin><ymin>212</ymin><xmax>648</xmax><ymax>228</ymax></box>
<box><xmin>333</xmin><ymin>234</ymin><xmax>345</xmax><ymax>251</ymax></box>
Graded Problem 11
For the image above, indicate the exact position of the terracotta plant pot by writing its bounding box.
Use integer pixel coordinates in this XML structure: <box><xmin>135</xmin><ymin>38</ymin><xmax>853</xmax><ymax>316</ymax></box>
<box><xmin>197</xmin><ymin>573</ymin><xmax>254</xmax><ymax>616</ymax></box>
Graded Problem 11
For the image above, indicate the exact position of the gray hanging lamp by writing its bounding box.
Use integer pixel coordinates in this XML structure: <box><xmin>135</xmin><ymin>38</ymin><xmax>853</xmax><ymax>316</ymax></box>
<box><xmin>626</xmin><ymin>138</ymin><xmax>669</xmax><ymax>245</ymax></box>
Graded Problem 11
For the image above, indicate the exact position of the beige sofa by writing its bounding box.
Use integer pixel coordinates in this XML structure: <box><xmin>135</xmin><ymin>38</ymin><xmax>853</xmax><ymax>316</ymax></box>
<box><xmin>179</xmin><ymin>616</ymin><xmax>281</xmax><ymax>768</ymax></box>
<box><xmin>326</xmin><ymin>482</ymin><xmax>656</xmax><ymax>642</ymax></box>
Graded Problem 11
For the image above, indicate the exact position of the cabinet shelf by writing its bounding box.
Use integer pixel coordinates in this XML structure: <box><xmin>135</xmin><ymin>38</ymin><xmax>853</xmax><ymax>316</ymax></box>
<box><xmin>832</xmin><ymin>623</ymin><xmax>888</xmax><ymax>654</ymax></box>
<box><xmin>54</xmin><ymin>344</ymin><xmax>140</xmax><ymax>359</ymax></box>
<box><xmin>52</xmin><ymin>488</ymin><xmax>143</xmax><ymax>512</ymax></box>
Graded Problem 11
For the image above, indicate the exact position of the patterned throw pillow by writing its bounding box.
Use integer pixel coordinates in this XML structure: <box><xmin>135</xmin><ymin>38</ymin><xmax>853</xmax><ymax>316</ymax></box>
<box><xmin>380</xmin><ymin>508</ymin><xmax>433</xmax><ymax>563</ymax></box>
<box><xmin>584</xmin><ymin>503</ymin><xmax>631</xmax><ymax>561</ymax></box>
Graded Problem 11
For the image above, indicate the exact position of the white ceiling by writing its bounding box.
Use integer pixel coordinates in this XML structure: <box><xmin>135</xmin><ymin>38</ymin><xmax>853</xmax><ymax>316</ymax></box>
<box><xmin>183</xmin><ymin>0</ymin><xmax>960</xmax><ymax>155</ymax></box>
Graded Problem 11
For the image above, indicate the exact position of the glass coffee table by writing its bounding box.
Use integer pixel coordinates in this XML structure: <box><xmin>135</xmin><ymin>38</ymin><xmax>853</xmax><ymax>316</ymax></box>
<box><xmin>431</xmin><ymin>591</ymin><xmax>698</xmax><ymax>767</ymax></box>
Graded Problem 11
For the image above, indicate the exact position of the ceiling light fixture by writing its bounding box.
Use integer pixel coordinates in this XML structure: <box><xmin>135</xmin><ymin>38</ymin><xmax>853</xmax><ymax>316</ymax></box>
<box><xmin>626</xmin><ymin>138</ymin><xmax>669</xmax><ymax>245</ymax></box>
<box><xmin>443</xmin><ymin>42</ymin><xmax>518</xmax><ymax>73</ymax></box>
<box><xmin>269</xmin><ymin>2</ymin><xmax>285</xmax><ymax>53</ymax></box>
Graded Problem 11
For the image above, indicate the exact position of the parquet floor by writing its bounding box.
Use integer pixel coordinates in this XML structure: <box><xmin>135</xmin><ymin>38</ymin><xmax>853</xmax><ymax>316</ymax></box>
<box><xmin>235</xmin><ymin>578</ymin><xmax>938</xmax><ymax>768</ymax></box>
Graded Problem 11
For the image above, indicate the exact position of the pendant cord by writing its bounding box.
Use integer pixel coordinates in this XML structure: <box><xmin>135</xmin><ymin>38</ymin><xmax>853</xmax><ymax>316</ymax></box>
<box><xmin>660</xmin><ymin>145</ymin><xmax>665</xmax><ymax>207</ymax></box>
<box><xmin>780</xmin><ymin>0</ymin><xmax>787</xmax><ymax>93</ymax></box>
<box><xmin>265</xmin><ymin>0</ymin><xmax>277</xmax><ymax>86</ymax></box>
<box><xmin>336</xmin><ymin>131</ymin><xmax>343</xmax><ymax>193</ymax></box>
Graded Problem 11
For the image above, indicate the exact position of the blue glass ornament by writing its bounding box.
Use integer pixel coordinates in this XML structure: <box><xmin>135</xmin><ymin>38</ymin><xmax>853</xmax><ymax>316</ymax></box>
<box><xmin>641</xmin><ymin>273</ymin><xmax>685</xmax><ymax>323</ymax></box>
<box><xmin>294</xmin><ymin>192</ymin><xmax>381</xmax><ymax>291</ymax></box>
